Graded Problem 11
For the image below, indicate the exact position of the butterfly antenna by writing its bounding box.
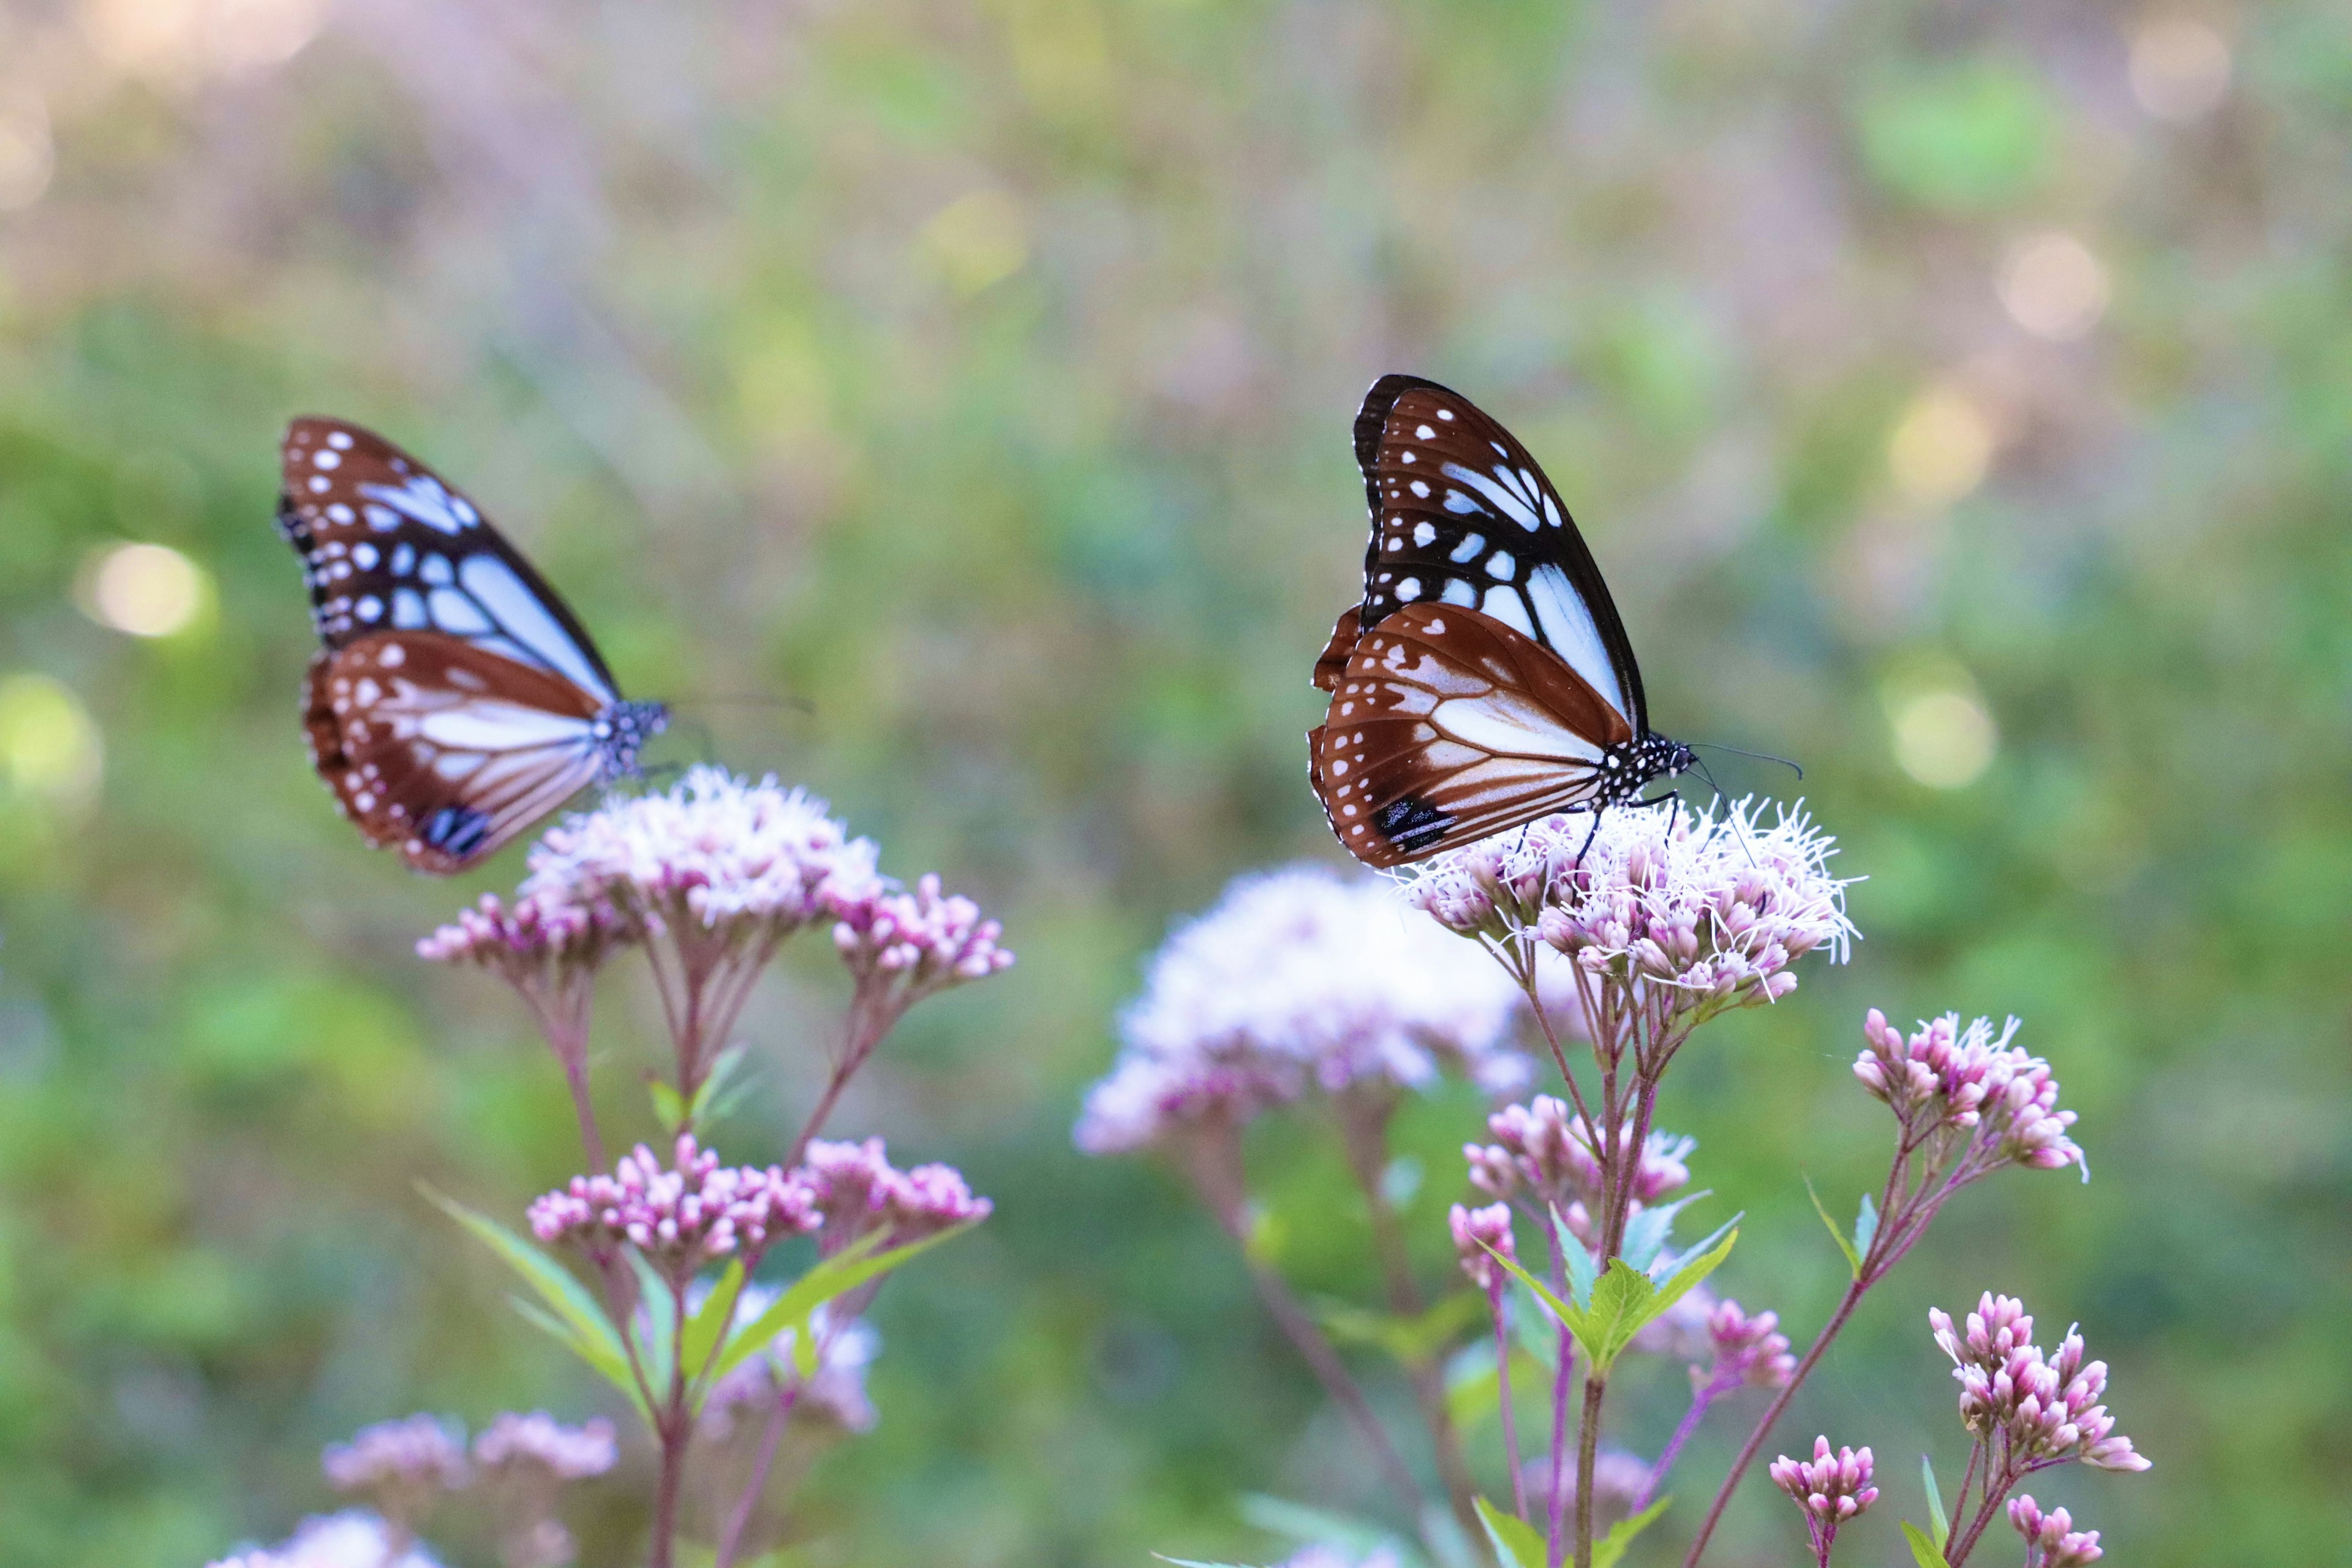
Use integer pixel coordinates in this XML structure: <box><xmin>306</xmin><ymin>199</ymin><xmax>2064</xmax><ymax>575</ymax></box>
<box><xmin>1689</xmin><ymin>753</ymin><xmax>1762</xmax><ymax>867</ymax></box>
<box><xmin>1689</xmin><ymin>741</ymin><xmax>1804</xmax><ymax>780</ymax></box>
<box><xmin>676</xmin><ymin>691</ymin><xmax>817</xmax><ymax>715</ymax></box>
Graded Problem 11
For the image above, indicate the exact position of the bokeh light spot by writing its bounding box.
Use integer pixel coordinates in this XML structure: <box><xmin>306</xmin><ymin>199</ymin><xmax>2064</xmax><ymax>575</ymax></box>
<box><xmin>1888</xmin><ymin>386</ymin><xmax>1995</xmax><ymax>505</ymax></box>
<box><xmin>85</xmin><ymin>541</ymin><xmax>207</xmax><ymax>638</ymax></box>
<box><xmin>0</xmin><ymin>675</ymin><xmax>104</xmax><ymax>807</ymax></box>
<box><xmin>1885</xmin><ymin>668</ymin><xmax>1998</xmax><ymax>790</ymax></box>
<box><xmin>2130</xmin><ymin>18</ymin><xmax>2231</xmax><ymax>122</ymax></box>
<box><xmin>920</xmin><ymin>189</ymin><xmax>1030</xmax><ymax>296</ymax></box>
<box><xmin>1999</xmin><ymin>233</ymin><xmax>2110</xmax><ymax>341</ymax></box>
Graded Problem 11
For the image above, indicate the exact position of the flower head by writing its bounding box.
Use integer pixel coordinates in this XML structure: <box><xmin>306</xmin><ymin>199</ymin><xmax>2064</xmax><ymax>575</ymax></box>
<box><xmin>2010</xmin><ymin>1496</ymin><xmax>2105</xmax><ymax>1566</ymax></box>
<box><xmin>268</xmin><ymin>1512</ymin><xmax>443</xmax><ymax>1568</ymax></box>
<box><xmin>1770</xmin><ymin>1436</ymin><xmax>1879</xmax><ymax>1558</ymax></box>
<box><xmin>1465</xmin><ymin>1095</ymin><xmax>1692</xmax><ymax>1209</ymax></box>
<box><xmin>1449</xmin><ymin>1202</ymin><xmax>1516</xmax><ymax>1290</ymax></box>
<box><xmin>472</xmin><ymin>1412</ymin><xmax>616</xmax><ymax>1482</ymax></box>
<box><xmin>1856</xmin><ymin>1012</ymin><xmax>2086</xmax><ymax>1180</ymax></box>
<box><xmin>417</xmin><ymin>891</ymin><xmax>627</xmax><ymax>975</ymax></box>
<box><xmin>1076</xmin><ymin>865</ymin><xmax>1527</xmax><ymax>1155</ymax></box>
<box><xmin>523</xmin><ymin>766</ymin><xmax>880</xmax><ymax>938</ymax></box>
<box><xmin>796</xmin><ymin>1137</ymin><xmax>993</xmax><ymax>1253</ymax></box>
<box><xmin>527</xmin><ymin>1134</ymin><xmax>820</xmax><ymax>1284</ymax></box>
<box><xmin>1929</xmin><ymin>1296</ymin><xmax>2150</xmax><ymax>1472</ymax></box>
<box><xmin>832</xmin><ymin>872</ymin><xmax>1014</xmax><ymax>1003</ymax></box>
<box><xmin>1408</xmin><ymin>799</ymin><xmax>1852</xmax><ymax>1017</ymax></box>
<box><xmin>321</xmin><ymin>1416</ymin><xmax>468</xmax><ymax>1532</ymax></box>
<box><xmin>1695</xmin><ymin>1297</ymin><xmax>1796</xmax><ymax>1392</ymax></box>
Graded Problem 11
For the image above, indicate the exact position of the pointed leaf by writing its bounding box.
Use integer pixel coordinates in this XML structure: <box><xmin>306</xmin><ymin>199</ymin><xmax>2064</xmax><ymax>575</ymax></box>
<box><xmin>647</xmin><ymin>1077</ymin><xmax>687</xmax><ymax>1136</ymax></box>
<box><xmin>1804</xmin><ymin>1173</ymin><xmax>1863</xmax><ymax>1280</ymax></box>
<box><xmin>1236</xmin><ymin>1496</ymin><xmax>1412</xmax><ymax>1561</ymax></box>
<box><xmin>1590</xmin><ymin>1498</ymin><xmax>1670</xmax><ymax>1568</ymax></box>
<box><xmin>709</xmin><ymin>1223</ymin><xmax>974</xmax><ymax>1385</ymax></box>
<box><xmin>1902</xmin><ymin>1521</ymin><xmax>1954</xmax><ymax>1568</ymax></box>
<box><xmin>1920</xmin><ymin>1456</ymin><xmax>1949</xmax><ymax>1548</ymax></box>
<box><xmin>688</xmin><ymin>1044</ymin><xmax>756</xmax><ymax>1129</ymax></box>
<box><xmin>1473</xmin><ymin>1496</ymin><xmax>1544</xmax><ymax>1568</ymax></box>
<box><xmin>1583</xmin><ymin>1259</ymin><xmax>1659</xmax><ymax>1373</ymax></box>
<box><xmin>509</xmin><ymin>1295</ymin><xmax>645</xmax><ymax>1416</ymax></box>
<box><xmin>682</xmin><ymin>1259</ymin><xmax>745</xmax><ymax>1383</ymax></box>
<box><xmin>1477</xmin><ymin>1242</ymin><xmax>1600</xmax><ymax>1366</ymax></box>
<box><xmin>1618</xmin><ymin>1189</ymin><xmax>1710</xmax><ymax>1275</ymax></box>
<box><xmin>1649</xmin><ymin>1210</ymin><xmax>1741</xmax><ymax>1285</ymax></box>
<box><xmin>1553</xmin><ymin>1204</ymin><xmax>1599</xmax><ymax>1308</ymax></box>
<box><xmin>1853</xmin><ymin>1193</ymin><xmax>1880</xmax><ymax>1264</ymax></box>
<box><xmin>1510</xmin><ymin>1279</ymin><xmax>1562</xmax><ymax>1371</ymax></box>
<box><xmin>421</xmin><ymin>1186</ymin><xmax>628</xmax><ymax>1377</ymax></box>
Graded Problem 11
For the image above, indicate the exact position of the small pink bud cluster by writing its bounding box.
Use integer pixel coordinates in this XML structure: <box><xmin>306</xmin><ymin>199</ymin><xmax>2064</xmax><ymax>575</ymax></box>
<box><xmin>1408</xmin><ymin>801</ymin><xmax>1851</xmax><ymax>1015</ymax></box>
<box><xmin>416</xmin><ymin>891</ymin><xmax>625</xmax><ymax>973</ymax></box>
<box><xmin>1770</xmin><ymin>1436</ymin><xmax>1877</xmax><ymax>1559</ymax></box>
<box><xmin>1855</xmin><ymin>1011</ymin><xmax>2085</xmax><ymax>1176</ymax></box>
<box><xmin>1698</xmin><ymin>1298</ymin><xmax>1796</xmax><ymax>1391</ymax></box>
<box><xmin>322</xmin><ymin>1413</ymin><xmax>470</xmax><ymax>1497</ymax></box>
<box><xmin>797</xmin><ymin>1137</ymin><xmax>993</xmax><ymax>1252</ymax></box>
<box><xmin>1464</xmin><ymin>1096</ymin><xmax>1692</xmax><ymax>1208</ymax></box>
<box><xmin>1448</xmin><ymin>1201</ymin><xmax>1516</xmax><ymax>1289</ymax></box>
<box><xmin>832</xmin><ymin>872</ymin><xmax>1016</xmax><ymax>995</ymax></box>
<box><xmin>472</xmin><ymin>1412</ymin><xmax>617</xmax><ymax>1481</ymax></box>
<box><xmin>2009</xmin><ymin>1496</ymin><xmax>2104</xmax><ymax>1566</ymax></box>
<box><xmin>1930</xmin><ymin>1295</ymin><xmax>2151</xmax><ymax>1472</ymax></box>
<box><xmin>528</xmin><ymin>1134</ymin><xmax>820</xmax><ymax>1283</ymax></box>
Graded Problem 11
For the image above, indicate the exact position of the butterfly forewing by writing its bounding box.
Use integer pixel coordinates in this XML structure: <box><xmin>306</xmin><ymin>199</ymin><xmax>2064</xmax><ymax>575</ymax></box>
<box><xmin>1313</xmin><ymin>603</ymin><xmax>1636</xmax><ymax>868</ymax></box>
<box><xmin>277</xmin><ymin>418</ymin><xmax>664</xmax><ymax>873</ymax></box>
<box><xmin>1351</xmin><ymin>375</ymin><xmax>1646</xmax><ymax>732</ymax></box>
<box><xmin>278</xmin><ymin>418</ymin><xmax>619</xmax><ymax>702</ymax></box>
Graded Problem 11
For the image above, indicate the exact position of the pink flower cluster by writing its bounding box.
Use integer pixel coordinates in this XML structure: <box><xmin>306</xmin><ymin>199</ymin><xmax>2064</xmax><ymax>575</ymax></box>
<box><xmin>1696</xmin><ymin>1298</ymin><xmax>1796</xmax><ymax>1392</ymax></box>
<box><xmin>1464</xmin><ymin>1095</ymin><xmax>1692</xmax><ymax>1210</ymax></box>
<box><xmin>322</xmin><ymin>1414</ymin><xmax>470</xmax><ymax>1498</ymax></box>
<box><xmin>799</xmin><ymin>1137</ymin><xmax>995</xmax><ymax>1252</ymax></box>
<box><xmin>522</xmin><ymin>765</ymin><xmax>884</xmax><ymax>938</ymax></box>
<box><xmin>1856</xmin><ymin>1011</ymin><xmax>2086</xmax><ymax>1177</ymax></box>
<box><xmin>2009</xmin><ymin>1495</ymin><xmax>2105</xmax><ymax>1566</ymax></box>
<box><xmin>833</xmin><ymin>872</ymin><xmax>1016</xmax><ymax>997</ymax></box>
<box><xmin>1076</xmin><ymin>867</ymin><xmax>1526</xmax><ymax>1155</ymax></box>
<box><xmin>1406</xmin><ymin>799</ymin><xmax>1852</xmax><ymax>1013</ymax></box>
<box><xmin>1770</xmin><ymin>1436</ymin><xmax>1878</xmax><ymax>1561</ymax></box>
<box><xmin>1931</xmin><ymin>1295</ymin><xmax>2151</xmax><ymax>1472</ymax></box>
<box><xmin>528</xmin><ymin>1134</ymin><xmax>820</xmax><ymax>1283</ymax></box>
<box><xmin>1447</xmin><ymin>1201</ymin><xmax>1516</xmax><ymax>1290</ymax></box>
<box><xmin>415</xmin><ymin>890</ymin><xmax>624</xmax><ymax>974</ymax></box>
<box><xmin>472</xmin><ymin>1412</ymin><xmax>617</xmax><ymax>1481</ymax></box>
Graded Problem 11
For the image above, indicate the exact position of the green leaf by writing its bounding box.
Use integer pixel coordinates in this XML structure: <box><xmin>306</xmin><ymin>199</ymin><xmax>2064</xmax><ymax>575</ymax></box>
<box><xmin>1920</xmin><ymin>1456</ymin><xmax>1949</xmax><ymax>1548</ymax></box>
<box><xmin>1316</xmin><ymin>1292</ymin><xmax>1487</xmax><ymax>1365</ymax></box>
<box><xmin>1554</xmin><ymin>1205</ymin><xmax>1599</xmax><ymax>1308</ymax></box>
<box><xmin>1649</xmin><ymin>1210</ymin><xmax>1741</xmax><ymax>1285</ymax></box>
<box><xmin>1477</xmin><ymin>1242</ymin><xmax>1599</xmax><ymax>1366</ymax></box>
<box><xmin>508</xmin><ymin>1295</ymin><xmax>643</xmax><ymax>1415</ymax></box>
<box><xmin>688</xmin><ymin>1044</ymin><xmax>758</xmax><ymax>1129</ymax></box>
<box><xmin>421</xmin><ymin>1186</ymin><xmax>631</xmax><ymax>1389</ymax></box>
<box><xmin>1805</xmin><ymin>1173</ymin><xmax>1863</xmax><ymax>1280</ymax></box>
<box><xmin>1853</xmin><ymin>1193</ymin><xmax>1880</xmax><ymax>1265</ymax></box>
<box><xmin>1583</xmin><ymin>1260</ymin><xmax>1658</xmax><ymax>1373</ymax></box>
<box><xmin>1235</xmin><ymin>1496</ymin><xmax>1413</xmax><ymax>1562</ymax></box>
<box><xmin>1591</xmin><ymin>1498</ymin><xmax>1670</xmax><ymax>1568</ymax></box>
<box><xmin>647</xmin><ymin>1076</ymin><xmax>687</xmax><ymax>1136</ymax></box>
<box><xmin>1618</xmin><ymin>1189</ymin><xmax>1710</xmax><ymax>1275</ymax></box>
<box><xmin>1472</xmin><ymin>1496</ymin><xmax>1544</xmax><ymax>1568</ymax></box>
<box><xmin>682</xmin><ymin>1258</ymin><xmax>744</xmax><ymax>1384</ymax></box>
<box><xmin>708</xmin><ymin>1223</ymin><xmax>974</xmax><ymax>1387</ymax></box>
<box><xmin>1901</xmin><ymin>1521</ymin><xmax>1954</xmax><ymax>1568</ymax></box>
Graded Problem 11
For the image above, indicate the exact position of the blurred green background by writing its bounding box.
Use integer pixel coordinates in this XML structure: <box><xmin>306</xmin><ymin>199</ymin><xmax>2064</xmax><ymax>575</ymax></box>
<box><xmin>1</xmin><ymin>0</ymin><xmax>2347</xmax><ymax>1562</ymax></box>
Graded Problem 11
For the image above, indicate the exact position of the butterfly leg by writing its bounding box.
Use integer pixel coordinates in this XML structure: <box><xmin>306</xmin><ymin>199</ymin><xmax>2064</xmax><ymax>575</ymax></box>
<box><xmin>1575</xmin><ymin>805</ymin><xmax>1605</xmax><ymax>864</ymax></box>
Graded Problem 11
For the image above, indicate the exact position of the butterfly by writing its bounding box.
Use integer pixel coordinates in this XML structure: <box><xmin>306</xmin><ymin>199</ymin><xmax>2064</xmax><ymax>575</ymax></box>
<box><xmin>1307</xmin><ymin>374</ymin><xmax>1692</xmax><ymax>869</ymax></box>
<box><xmin>276</xmin><ymin>418</ymin><xmax>668</xmax><ymax>873</ymax></box>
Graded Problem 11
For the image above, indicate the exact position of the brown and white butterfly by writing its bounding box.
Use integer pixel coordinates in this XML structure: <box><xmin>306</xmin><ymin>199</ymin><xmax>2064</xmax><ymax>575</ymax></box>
<box><xmin>1308</xmin><ymin>375</ymin><xmax>1691</xmax><ymax>869</ymax></box>
<box><xmin>277</xmin><ymin>418</ymin><xmax>667</xmax><ymax>872</ymax></box>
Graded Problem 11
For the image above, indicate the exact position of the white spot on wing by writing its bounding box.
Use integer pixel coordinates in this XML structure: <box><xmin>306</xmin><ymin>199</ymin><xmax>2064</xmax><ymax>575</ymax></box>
<box><xmin>1439</xmin><ymin>462</ymin><xmax>1539</xmax><ymax>530</ymax></box>
<box><xmin>356</xmin><ymin>475</ymin><xmax>475</xmax><ymax>537</ymax></box>
<box><xmin>1396</xmin><ymin>577</ymin><xmax>1422</xmax><ymax>601</ymax></box>
<box><xmin>1487</xmin><ymin>551</ymin><xmax>1515</xmax><ymax>579</ymax></box>
<box><xmin>458</xmin><ymin>555</ymin><xmax>614</xmax><ymax>701</ymax></box>
<box><xmin>1412</xmin><ymin>521</ymin><xmax>1437</xmax><ymax>548</ymax></box>
<box><xmin>417</xmin><ymin>701</ymin><xmax>598</xmax><ymax>753</ymax></box>
<box><xmin>1441</xmin><ymin>578</ymin><xmax>1479</xmax><ymax>607</ymax></box>
<box><xmin>1449</xmin><ymin>532</ymin><xmax>1486</xmax><ymax>563</ymax></box>
<box><xmin>1482</xmin><ymin>587</ymin><xmax>1534</xmax><ymax>638</ymax></box>
<box><xmin>1525</xmin><ymin>564</ymin><xmax>1629</xmax><ymax>718</ymax></box>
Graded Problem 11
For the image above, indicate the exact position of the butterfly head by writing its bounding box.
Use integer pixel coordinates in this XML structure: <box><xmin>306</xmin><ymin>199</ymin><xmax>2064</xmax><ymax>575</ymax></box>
<box><xmin>594</xmin><ymin>699</ymin><xmax>669</xmax><ymax>780</ymax></box>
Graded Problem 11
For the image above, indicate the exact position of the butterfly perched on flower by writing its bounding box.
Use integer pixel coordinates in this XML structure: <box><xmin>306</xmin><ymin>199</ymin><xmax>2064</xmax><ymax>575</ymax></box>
<box><xmin>276</xmin><ymin>418</ymin><xmax>667</xmax><ymax>873</ymax></box>
<box><xmin>1308</xmin><ymin>375</ymin><xmax>1692</xmax><ymax>868</ymax></box>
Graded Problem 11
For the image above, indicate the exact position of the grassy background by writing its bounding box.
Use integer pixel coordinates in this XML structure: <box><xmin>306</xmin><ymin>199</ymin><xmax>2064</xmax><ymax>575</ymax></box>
<box><xmin>1</xmin><ymin>0</ymin><xmax>2347</xmax><ymax>1562</ymax></box>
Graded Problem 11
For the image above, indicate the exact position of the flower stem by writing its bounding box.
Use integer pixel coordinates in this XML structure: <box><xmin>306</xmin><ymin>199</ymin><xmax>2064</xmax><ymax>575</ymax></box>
<box><xmin>1570</xmin><ymin>1372</ymin><xmax>1606</xmax><ymax>1568</ymax></box>
<box><xmin>1679</xmin><ymin>1278</ymin><xmax>1865</xmax><ymax>1567</ymax></box>
<box><xmin>1637</xmin><ymin>1381</ymin><xmax>1720</xmax><ymax>1511</ymax></box>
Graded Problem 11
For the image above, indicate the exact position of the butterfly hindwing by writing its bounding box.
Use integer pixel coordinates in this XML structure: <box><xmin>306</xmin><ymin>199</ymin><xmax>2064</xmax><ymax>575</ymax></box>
<box><xmin>1351</xmin><ymin>375</ymin><xmax>1647</xmax><ymax>732</ymax></box>
<box><xmin>278</xmin><ymin>418</ymin><xmax>619</xmax><ymax>703</ymax></box>
<box><xmin>1313</xmin><ymin>603</ymin><xmax>1637</xmax><ymax>868</ymax></box>
<box><xmin>303</xmin><ymin>632</ymin><xmax>611</xmax><ymax>873</ymax></box>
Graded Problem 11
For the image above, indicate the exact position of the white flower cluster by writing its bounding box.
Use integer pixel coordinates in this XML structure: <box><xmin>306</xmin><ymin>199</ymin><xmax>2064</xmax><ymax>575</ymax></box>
<box><xmin>1076</xmin><ymin>865</ymin><xmax>1528</xmax><ymax>1155</ymax></box>
<box><xmin>1408</xmin><ymin>799</ymin><xmax>1854</xmax><ymax>1012</ymax></box>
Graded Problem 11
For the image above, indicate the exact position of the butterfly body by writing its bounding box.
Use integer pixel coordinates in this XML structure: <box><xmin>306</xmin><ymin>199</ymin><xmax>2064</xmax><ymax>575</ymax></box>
<box><xmin>1309</xmin><ymin>375</ymin><xmax>1690</xmax><ymax>868</ymax></box>
<box><xmin>277</xmin><ymin>417</ymin><xmax>666</xmax><ymax>873</ymax></box>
